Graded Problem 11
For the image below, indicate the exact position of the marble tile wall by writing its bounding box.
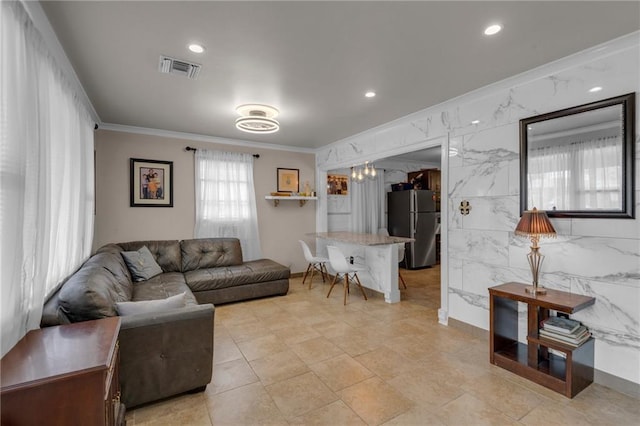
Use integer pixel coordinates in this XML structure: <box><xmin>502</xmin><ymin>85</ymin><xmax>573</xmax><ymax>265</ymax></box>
<box><xmin>317</xmin><ymin>34</ymin><xmax>640</xmax><ymax>385</ymax></box>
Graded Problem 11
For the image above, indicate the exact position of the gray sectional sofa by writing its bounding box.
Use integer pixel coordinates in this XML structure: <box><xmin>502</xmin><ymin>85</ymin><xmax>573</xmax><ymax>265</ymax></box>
<box><xmin>41</xmin><ymin>238</ymin><xmax>290</xmax><ymax>408</ymax></box>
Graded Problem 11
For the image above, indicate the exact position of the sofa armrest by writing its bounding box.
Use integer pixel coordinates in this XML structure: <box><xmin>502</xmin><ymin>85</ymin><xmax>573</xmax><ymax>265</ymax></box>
<box><xmin>118</xmin><ymin>304</ymin><xmax>214</xmax><ymax>408</ymax></box>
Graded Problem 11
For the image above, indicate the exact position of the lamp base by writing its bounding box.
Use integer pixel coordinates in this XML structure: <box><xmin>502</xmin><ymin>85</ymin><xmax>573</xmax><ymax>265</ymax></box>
<box><xmin>525</xmin><ymin>286</ymin><xmax>547</xmax><ymax>295</ymax></box>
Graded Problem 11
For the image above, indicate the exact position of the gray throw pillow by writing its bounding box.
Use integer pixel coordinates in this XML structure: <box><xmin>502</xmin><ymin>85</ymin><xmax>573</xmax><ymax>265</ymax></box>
<box><xmin>115</xmin><ymin>292</ymin><xmax>186</xmax><ymax>316</ymax></box>
<box><xmin>121</xmin><ymin>245</ymin><xmax>163</xmax><ymax>282</ymax></box>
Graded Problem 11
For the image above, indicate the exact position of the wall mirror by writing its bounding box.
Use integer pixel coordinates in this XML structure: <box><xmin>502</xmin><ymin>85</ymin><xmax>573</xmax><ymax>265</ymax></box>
<box><xmin>520</xmin><ymin>92</ymin><xmax>635</xmax><ymax>218</ymax></box>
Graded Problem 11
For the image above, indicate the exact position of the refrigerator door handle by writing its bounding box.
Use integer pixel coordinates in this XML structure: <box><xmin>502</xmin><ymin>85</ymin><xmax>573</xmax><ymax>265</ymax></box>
<box><xmin>413</xmin><ymin>212</ymin><xmax>417</xmax><ymax>236</ymax></box>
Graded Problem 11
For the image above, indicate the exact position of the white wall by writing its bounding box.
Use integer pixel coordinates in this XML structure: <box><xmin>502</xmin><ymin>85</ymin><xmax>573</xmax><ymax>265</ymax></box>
<box><xmin>94</xmin><ymin>129</ymin><xmax>316</xmax><ymax>273</ymax></box>
<box><xmin>317</xmin><ymin>33</ymin><xmax>640</xmax><ymax>387</ymax></box>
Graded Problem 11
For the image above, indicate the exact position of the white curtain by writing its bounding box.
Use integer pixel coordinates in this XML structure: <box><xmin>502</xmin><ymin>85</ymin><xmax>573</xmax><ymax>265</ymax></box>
<box><xmin>528</xmin><ymin>136</ymin><xmax>622</xmax><ymax>211</ymax></box>
<box><xmin>194</xmin><ymin>149</ymin><xmax>262</xmax><ymax>260</ymax></box>
<box><xmin>350</xmin><ymin>171</ymin><xmax>386</xmax><ymax>233</ymax></box>
<box><xmin>1</xmin><ymin>1</ymin><xmax>95</xmax><ymax>356</ymax></box>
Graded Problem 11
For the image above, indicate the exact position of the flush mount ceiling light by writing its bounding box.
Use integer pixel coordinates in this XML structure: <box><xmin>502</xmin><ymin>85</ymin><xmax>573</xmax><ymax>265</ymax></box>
<box><xmin>484</xmin><ymin>24</ymin><xmax>502</xmax><ymax>35</ymax></box>
<box><xmin>589</xmin><ymin>86</ymin><xmax>603</xmax><ymax>93</ymax></box>
<box><xmin>235</xmin><ymin>104</ymin><xmax>280</xmax><ymax>134</ymax></box>
<box><xmin>365</xmin><ymin>91</ymin><xmax>376</xmax><ymax>98</ymax></box>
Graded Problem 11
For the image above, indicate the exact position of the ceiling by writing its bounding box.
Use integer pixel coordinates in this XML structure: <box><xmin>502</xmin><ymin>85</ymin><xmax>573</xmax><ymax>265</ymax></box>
<box><xmin>40</xmin><ymin>1</ymin><xmax>640</xmax><ymax>150</ymax></box>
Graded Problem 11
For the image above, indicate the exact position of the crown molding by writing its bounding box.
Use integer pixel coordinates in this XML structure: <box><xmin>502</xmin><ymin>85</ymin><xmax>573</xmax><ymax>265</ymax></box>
<box><xmin>98</xmin><ymin>123</ymin><xmax>316</xmax><ymax>154</ymax></box>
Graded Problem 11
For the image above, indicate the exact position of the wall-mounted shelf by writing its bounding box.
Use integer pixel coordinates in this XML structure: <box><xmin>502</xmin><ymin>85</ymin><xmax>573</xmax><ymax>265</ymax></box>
<box><xmin>265</xmin><ymin>195</ymin><xmax>318</xmax><ymax>207</ymax></box>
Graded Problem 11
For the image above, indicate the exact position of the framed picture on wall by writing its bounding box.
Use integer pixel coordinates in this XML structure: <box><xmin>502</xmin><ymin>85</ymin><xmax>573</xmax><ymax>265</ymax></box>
<box><xmin>277</xmin><ymin>168</ymin><xmax>299</xmax><ymax>192</ymax></box>
<box><xmin>327</xmin><ymin>174</ymin><xmax>348</xmax><ymax>195</ymax></box>
<box><xmin>130</xmin><ymin>158</ymin><xmax>173</xmax><ymax>207</ymax></box>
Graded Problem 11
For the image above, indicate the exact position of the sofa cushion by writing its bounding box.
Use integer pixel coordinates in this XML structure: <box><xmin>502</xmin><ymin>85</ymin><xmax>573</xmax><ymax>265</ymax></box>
<box><xmin>58</xmin><ymin>264</ymin><xmax>130</xmax><ymax>322</ymax></box>
<box><xmin>132</xmin><ymin>272</ymin><xmax>198</xmax><ymax>305</ymax></box>
<box><xmin>117</xmin><ymin>240</ymin><xmax>182</xmax><ymax>272</ymax></box>
<box><xmin>115</xmin><ymin>292</ymin><xmax>186</xmax><ymax>316</ymax></box>
<box><xmin>184</xmin><ymin>259</ymin><xmax>290</xmax><ymax>292</ymax></box>
<box><xmin>181</xmin><ymin>238</ymin><xmax>243</xmax><ymax>272</ymax></box>
<box><xmin>83</xmin><ymin>251</ymin><xmax>134</xmax><ymax>299</ymax></box>
<box><xmin>121</xmin><ymin>246</ymin><xmax>164</xmax><ymax>282</ymax></box>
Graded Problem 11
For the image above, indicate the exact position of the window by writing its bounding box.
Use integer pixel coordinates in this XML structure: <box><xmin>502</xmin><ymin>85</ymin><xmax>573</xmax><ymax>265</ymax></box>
<box><xmin>194</xmin><ymin>150</ymin><xmax>262</xmax><ymax>260</ymax></box>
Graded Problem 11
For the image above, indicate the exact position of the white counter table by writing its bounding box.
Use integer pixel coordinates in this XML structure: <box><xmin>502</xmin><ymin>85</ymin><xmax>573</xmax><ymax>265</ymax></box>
<box><xmin>311</xmin><ymin>232</ymin><xmax>414</xmax><ymax>303</ymax></box>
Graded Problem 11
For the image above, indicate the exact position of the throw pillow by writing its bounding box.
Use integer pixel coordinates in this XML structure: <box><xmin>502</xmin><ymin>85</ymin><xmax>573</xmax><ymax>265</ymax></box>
<box><xmin>115</xmin><ymin>292</ymin><xmax>186</xmax><ymax>316</ymax></box>
<box><xmin>121</xmin><ymin>245</ymin><xmax>163</xmax><ymax>282</ymax></box>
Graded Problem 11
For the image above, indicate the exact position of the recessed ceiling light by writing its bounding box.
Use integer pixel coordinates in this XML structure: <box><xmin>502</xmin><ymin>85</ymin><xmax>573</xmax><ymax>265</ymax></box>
<box><xmin>484</xmin><ymin>24</ymin><xmax>502</xmax><ymax>36</ymax></box>
<box><xmin>471</xmin><ymin>120</ymin><xmax>480</xmax><ymax>124</ymax></box>
<box><xmin>188</xmin><ymin>44</ymin><xmax>205</xmax><ymax>53</ymax></box>
<box><xmin>589</xmin><ymin>86</ymin><xmax>603</xmax><ymax>93</ymax></box>
<box><xmin>365</xmin><ymin>91</ymin><xmax>376</xmax><ymax>98</ymax></box>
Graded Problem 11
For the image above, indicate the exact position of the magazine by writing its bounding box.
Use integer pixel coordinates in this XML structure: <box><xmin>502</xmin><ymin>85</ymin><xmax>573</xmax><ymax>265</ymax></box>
<box><xmin>542</xmin><ymin>316</ymin><xmax>581</xmax><ymax>335</ymax></box>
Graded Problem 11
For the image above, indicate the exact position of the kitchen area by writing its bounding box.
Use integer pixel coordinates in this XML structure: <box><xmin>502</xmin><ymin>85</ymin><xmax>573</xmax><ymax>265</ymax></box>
<box><xmin>322</xmin><ymin>146</ymin><xmax>442</xmax><ymax>303</ymax></box>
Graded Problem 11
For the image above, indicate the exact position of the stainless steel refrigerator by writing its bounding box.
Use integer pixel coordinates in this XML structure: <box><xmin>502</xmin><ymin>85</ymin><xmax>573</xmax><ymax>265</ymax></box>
<box><xmin>387</xmin><ymin>190</ymin><xmax>440</xmax><ymax>269</ymax></box>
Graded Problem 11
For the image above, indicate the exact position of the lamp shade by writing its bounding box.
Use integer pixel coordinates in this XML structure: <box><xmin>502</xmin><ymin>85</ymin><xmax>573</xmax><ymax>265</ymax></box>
<box><xmin>515</xmin><ymin>208</ymin><xmax>556</xmax><ymax>237</ymax></box>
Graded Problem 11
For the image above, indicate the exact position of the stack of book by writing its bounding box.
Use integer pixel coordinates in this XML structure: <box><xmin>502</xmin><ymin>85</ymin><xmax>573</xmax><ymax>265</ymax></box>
<box><xmin>539</xmin><ymin>316</ymin><xmax>591</xmax><ymax>347</ymax></box>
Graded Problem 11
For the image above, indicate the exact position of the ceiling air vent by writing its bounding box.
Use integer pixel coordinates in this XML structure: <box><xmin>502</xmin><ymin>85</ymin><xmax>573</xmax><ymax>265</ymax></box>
<box><xmin>158</xmin><ymin>55</ymin><xmax>201</xmax><ymax>80</ymax></box>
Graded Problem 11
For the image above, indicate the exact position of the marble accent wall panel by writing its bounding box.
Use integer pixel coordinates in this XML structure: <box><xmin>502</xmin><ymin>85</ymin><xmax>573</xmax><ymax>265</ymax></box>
<box><xmin>462</xmin><ymin>123</ymin><xmax>519</xmax><ymax>166</ymax></box>
<box><xmin>509</xmin><ymin>235</ymin><xmax>640</xmax><ymax>286</ymax></box>
<box><xmin>448</xmin><ymin>289</ymin><xmax>489</xmax><ymax>330</ymax></box>
<box><xmin>460</xmin><ymin>196</ymin><xmax>519</xmax><ymax>232</ymax></box>
<box><xmin>449</xmin><ymin>229</ymin><xmax>509</xmax><ymax>266</ymax></box>
<box><xmin>449</xmin><ymin>161</ymin><xmax>511</xmax><ymax>198</ymax></box>
<box><xmin>327</xmin><ymin>195</ymin><xmax>350</xmax><ymax>214</ymax></box>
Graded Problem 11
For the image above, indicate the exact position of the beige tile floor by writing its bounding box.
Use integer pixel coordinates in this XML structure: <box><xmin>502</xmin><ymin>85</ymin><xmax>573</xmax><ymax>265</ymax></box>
<box><xmin>126</xmin><ymin>266</ymin><xmax>639</xmax><ymax>425</ymax></box>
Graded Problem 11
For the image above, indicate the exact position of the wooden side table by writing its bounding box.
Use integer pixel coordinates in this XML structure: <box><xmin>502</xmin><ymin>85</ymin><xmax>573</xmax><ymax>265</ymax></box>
<box><xmin>489</xmin><ymin>282</ymin><xmax>596</xmax><ymax>398</ymax></box>
<box><xmin>1</xmin><ymin>317</ymin><xmax>124</xmax><ymax>425</ymax></box>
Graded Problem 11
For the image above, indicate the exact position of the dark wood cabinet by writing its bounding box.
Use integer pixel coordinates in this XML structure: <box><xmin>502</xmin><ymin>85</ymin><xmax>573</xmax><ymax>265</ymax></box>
<box><xmin>408</xmin><ymin>168</ymin><xmax>440</xmax><ymax>191</ymax></box>
<box><xmin>1</xmin><ymin>317</ymin><xmax>124</xmax><ymax>425</ymax></box>
<box><xmin>489</xmin><ymin>282</ymin><xmax>595</xmax><ymax>398</ymax></box>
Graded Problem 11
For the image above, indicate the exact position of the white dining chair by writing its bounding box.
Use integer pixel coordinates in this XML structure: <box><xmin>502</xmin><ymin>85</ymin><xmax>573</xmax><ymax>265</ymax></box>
<box><xmin>299</xmin><ymin>240</ymin><xmax>329</xmax><ymax>289</ymax></box>
<box><xmin>378</xmin><ymin>228</ymin><xmax>407</xmax><ymax>289</ymax></box>
<box><xmin>326</xmin><ymin>245</ymin><xmax>368</xmax><ymax>305</ymax></box>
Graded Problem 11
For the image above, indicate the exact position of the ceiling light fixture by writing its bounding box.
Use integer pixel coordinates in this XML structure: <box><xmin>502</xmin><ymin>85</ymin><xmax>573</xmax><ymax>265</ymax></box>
<box><xmin>484</xmin><ymin>24</ymin><xmax>502</xmax><ymax>35</ymax></box>
<box><xmin>188</xmin><ymin>44</ymin><xmax>205</xmax><ymax>53</ymax></box>
<box><xmin>351</xmin><ymin>161</ymin><xmax>377</xmax><ymax>183</ymax></box>
<box><xmin>589</xmin><ymin>86</ymin><xmax>603</xmax><ymax>93</ymax></box>
<box><xmin>471</xmin><ymin>120</ymin><xmax>480</xmax><ymax>124</ymax></box>
<box><xmin>365</xmin><ymin>91</ymin><xmax>376</xmax><ymax>98</ymax></box>
<box><xmin>235</xmin><ymin>104</ymin><xmax>280</xmax><ymax>134</ymax></box>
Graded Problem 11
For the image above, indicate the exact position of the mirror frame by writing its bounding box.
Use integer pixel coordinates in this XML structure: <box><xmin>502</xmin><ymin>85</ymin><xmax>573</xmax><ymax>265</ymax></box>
<box><xmin>520</xmin><ymin>92</ymin><xmax>636</xmax><ymax>219</ymax></box>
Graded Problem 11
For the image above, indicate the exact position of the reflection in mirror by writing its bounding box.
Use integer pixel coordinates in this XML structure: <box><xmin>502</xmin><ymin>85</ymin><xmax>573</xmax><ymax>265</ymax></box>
<box><xmin>520</xmin><ymin>93</ymin><xmax>635</xmax><ymax>218</ymax></box>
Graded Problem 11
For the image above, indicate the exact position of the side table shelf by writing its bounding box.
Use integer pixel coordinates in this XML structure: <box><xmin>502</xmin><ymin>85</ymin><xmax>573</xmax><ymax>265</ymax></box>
<box><xmin>489</xmin><ymin>282</ymin><xmax>596</xmax><ymax>398</ymax></box>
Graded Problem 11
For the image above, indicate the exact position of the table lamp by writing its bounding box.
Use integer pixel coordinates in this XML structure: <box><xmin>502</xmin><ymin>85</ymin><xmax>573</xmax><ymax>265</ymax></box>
<box><xmin>514</xmin><ymin>207</ymin><xmax>556</xmax><ymax>295</ymax></box>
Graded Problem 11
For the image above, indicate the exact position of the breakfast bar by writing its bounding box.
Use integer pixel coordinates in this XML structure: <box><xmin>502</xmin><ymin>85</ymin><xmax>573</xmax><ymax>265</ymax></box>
<box><xmin>311</xmin><ymin>232</ymin><xmax>414</xmax><ymax>303</ymax></box>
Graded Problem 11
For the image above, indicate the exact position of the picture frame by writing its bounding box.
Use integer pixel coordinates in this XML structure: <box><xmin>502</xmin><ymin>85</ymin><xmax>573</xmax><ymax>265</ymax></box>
<box><xmin>130</xmin><ymin>158</ymin><xmax>173</xmax><ymax>207</ymax></box>
<box><xmin>277</xmin><ymin>168</ymin><xmax>299</xmax><ymax>192</ymax></box>
<box><xmin>327</xmin><ymin>174</ymin><xmax>349</xmax><ymax>195</ymax></box>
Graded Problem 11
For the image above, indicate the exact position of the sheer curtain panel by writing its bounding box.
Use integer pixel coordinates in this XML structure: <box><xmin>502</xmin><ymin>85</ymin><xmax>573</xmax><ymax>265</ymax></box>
<box><xmin>1</xmin><ymin>1</ymin><xmax>95</xmax><ymax>356</ymax></box>
<box><xmin>194</xmin><ymin>149</ymin><xmax>262</xmax><ymax>260</ymax></box>
<box><xmin>349</xmin><ymin>171</ymin><xmax>386</xmax><ymax>234</ymax></box>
